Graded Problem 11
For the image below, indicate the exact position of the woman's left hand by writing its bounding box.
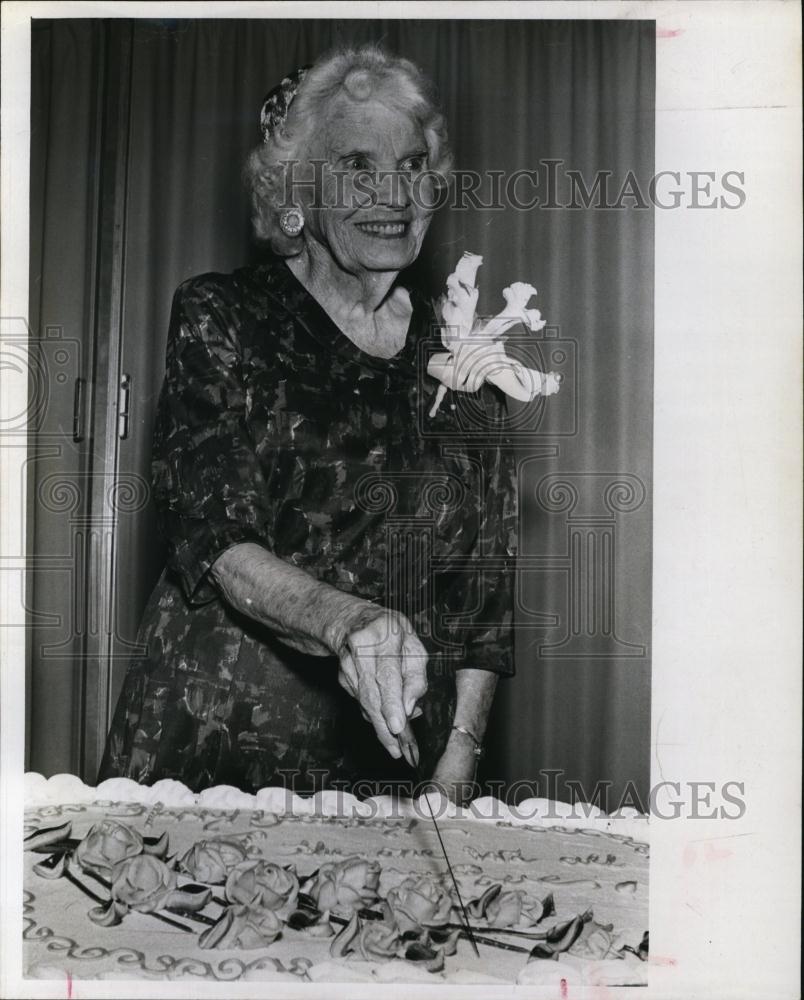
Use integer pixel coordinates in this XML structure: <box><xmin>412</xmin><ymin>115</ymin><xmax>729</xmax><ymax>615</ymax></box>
<box><xmin>430</xmin><ymin>732</ymin><xmax>478</xmax><ymax>806</ymax></box>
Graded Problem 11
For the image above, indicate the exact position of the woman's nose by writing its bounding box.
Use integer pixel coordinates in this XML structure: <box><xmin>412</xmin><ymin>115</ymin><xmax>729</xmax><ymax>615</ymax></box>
<box><xmin>374</xmin><ymin>167</ymin><xmax>411</xmax><ymax>209</ymax></box>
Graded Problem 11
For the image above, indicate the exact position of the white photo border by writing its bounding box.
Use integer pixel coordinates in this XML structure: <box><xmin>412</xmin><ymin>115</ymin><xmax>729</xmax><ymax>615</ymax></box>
<box><xmin>2</xmin><ymin>3</ymin><xmax>801</xmax><ymax>998</ymax></box>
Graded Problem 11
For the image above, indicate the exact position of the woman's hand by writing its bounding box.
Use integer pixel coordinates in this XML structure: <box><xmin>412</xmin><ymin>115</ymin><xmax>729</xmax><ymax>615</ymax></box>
<box><xmin>211</xmin><ymin>543</ymin><xmax>428</xmax><ymax>760</ymax></box>
<box><xmin>334</xmin><ymin>607</ymin><xmax>428</xmax><ymax>762</ymax></box>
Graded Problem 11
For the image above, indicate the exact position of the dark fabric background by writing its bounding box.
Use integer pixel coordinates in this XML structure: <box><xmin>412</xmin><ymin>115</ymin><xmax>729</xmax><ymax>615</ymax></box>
<box><xmin>30</xmin><ymin>18</ymin><xmax>654</xmax><ymax>807</ymax></box>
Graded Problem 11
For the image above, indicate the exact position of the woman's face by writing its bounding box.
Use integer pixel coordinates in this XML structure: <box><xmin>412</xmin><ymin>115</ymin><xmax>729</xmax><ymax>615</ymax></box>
<box><xmin>300</xmin><ymin>96</ymin><xmax>436</xmax><ymax>275</ymax></box>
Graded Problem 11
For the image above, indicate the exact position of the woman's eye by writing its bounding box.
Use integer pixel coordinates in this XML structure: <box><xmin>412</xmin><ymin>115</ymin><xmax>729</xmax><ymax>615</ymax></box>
<box><xmin>400</xmin><ymin>155</ymin><xmax>426</xmax><ymax>174</ymax></box>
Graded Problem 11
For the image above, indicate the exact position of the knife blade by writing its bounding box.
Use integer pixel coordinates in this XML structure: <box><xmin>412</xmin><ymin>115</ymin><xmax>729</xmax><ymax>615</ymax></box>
<box><xmin>397</xmin><ymin>721</ymin><xmax>481</xmax><ymax>958</ymax></box>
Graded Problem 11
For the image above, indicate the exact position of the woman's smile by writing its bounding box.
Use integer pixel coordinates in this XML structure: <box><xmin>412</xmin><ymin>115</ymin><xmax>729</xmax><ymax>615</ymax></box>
<box><xmin>353</xmin><ymin>220</ymin><xmax>410</xmax><ymax>239</ymax></box>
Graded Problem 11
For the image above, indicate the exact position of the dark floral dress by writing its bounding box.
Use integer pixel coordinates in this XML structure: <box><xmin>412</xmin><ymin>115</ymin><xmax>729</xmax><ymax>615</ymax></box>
<box><xmin>98</xmin><ymin>257</ymin><xmax>517</xmax><ymax>795</ymax></box>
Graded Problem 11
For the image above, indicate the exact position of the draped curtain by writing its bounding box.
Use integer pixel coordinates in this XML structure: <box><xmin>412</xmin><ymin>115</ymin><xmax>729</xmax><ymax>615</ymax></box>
<box><xmin>30</xmin><ymin>17</ymin><xmax>654</xmax><ymax>807</ymax></box>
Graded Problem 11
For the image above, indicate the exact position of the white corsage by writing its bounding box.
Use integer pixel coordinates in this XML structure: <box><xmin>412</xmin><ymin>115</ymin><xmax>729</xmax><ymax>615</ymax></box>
<box><xmin>427</xmin><ymin>252</ymin><xmax>562</xmax><ymax>417</ymax></box>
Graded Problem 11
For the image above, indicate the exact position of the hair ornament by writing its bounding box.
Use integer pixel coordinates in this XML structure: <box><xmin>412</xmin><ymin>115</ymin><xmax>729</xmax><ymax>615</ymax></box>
<box><xmin>260</xmin><ymin>66</ymin><xmax>310</xmax><ymax>143</ymax></box>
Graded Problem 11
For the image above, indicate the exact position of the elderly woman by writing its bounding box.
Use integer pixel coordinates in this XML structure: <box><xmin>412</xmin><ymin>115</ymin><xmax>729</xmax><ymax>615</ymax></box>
<box><xmin>98</xmin><ymin>44</ymin><xmax>518</xmax><ymax>802</ymax></box>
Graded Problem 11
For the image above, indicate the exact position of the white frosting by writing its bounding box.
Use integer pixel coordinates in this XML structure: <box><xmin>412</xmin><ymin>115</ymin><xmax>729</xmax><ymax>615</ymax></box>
<box><xmin>307</xmin><ymin>960</ymin><xmax>375</xmax><ymax>983</ymax></box>
<box><xmin>25</xmin><ymin>772</ymin><xmax>96</xmax><ymax>804</ymax></box>
<box><xmin>373</xmin><ymin>960</ymin><xmax>448</xmax><ymax>983</ymax></box>
<box><xmin>24</xmin><ymin>772</ymin><xmax>648</xmax><ymax>843</ymax></box>
<box><xmin>197</xmin><ymin>784</ymin><xmax>265</xmax><ymax>810</ymax></box>
<box><xmin>517</xmin><ymin>959</ymin><xmax>586</xmax><ymax>988</ymax></box>
<box><xmin>517</xmin><ymin>956</ymin><xmax>648</xmax><ymax>987</ymax></box>
<box><xmin>24</xmin><ymin>772</ymin><xmax>649</xmax><ymax>986</ymax></box>
<box><xmin>516</xmin><ymin>955</ymin><xmax>648</xmax><ymax>996</ymax></box>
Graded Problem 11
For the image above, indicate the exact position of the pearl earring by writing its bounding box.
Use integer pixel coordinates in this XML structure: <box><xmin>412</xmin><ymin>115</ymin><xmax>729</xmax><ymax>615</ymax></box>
<box><xmin>279</xmin><ymin>208</ymin><xmax>304</xmax><ymax>236</ymax></box>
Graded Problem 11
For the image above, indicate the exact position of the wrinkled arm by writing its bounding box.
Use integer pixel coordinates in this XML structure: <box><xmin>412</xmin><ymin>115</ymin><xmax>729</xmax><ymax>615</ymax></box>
<box><xmin>430</xmin><ymin>667</ymin><xmax>498</xmax><ymax>802</ymax></box>
<box><xmin>453</xmin><ymin>668</ymin><xmax>498</xmax><ymax>741</ymax></box>
<box><xmin>212</xmin><ymin>542</ymin><xmax>429</xmax><ymax>760</ymax></box>
<box><xmin>211</xmin><ymin>541</ymin><xmax>378</xmax><ymax>657</ymax></box>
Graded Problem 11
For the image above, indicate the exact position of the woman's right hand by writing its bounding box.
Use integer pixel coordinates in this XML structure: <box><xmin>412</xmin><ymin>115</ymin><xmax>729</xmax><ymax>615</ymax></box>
<box><xmin>331</xmin><ymin>605</ymin><xmax>428</xmax><ymax>762</ymax></box>
<box><xmin>211</xmin><ymin>544</ymin><xmax>428</xmax><ymax>759</ymax></box>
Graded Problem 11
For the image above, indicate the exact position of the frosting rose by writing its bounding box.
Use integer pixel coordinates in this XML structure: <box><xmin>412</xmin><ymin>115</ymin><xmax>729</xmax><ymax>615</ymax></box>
<box><xmin>307</xmin><ymin>857</ymin><xmax>380</xmax><ymax>916</ymax></box>
<box><xmin>357</xmin><ymin>920</ymin><xmax>402</xmax><ymax>961</ymax></box>
<box><xmin>88</xmin><ymin>854</ymin><xmax>211</xmax><ymax>926</ymax></box>
<box><xmin>225</xmin><ymin>860</ymin><xmax>299</xmax><ymax>914</ymax></box>
<box><xmin>198</xmin><ymin>904</ymin><xmax>282</xmax><ymax>950</ymax></box>
<box><xmin>329</xmin><ymin>912</ymin><xmax>457</xmax><ymax>971</ymax></box>
<box><xmin>383</xmin><ymin>875</ymin><xmax>453</xmax><ymax>933</ymax></box>
<box><xmin>485</xmin><ymin>890</ymin><xmax>545</xmax><ymax>929</ymax></box>
<box><xmin>330</xmin><ymin>913</ymin><xmax>403</xmax><ymax>962</ymax></box>
<box><xmin>468</xmin><ymin>883</ymin><xmax>554</xmax><ymax>929</ymax></box>
<box><xmin>74</xmin><ymin>819</ymin><xmax>144</xmax><ymax>878</ymax></box>
<box><xmin>112</xmin><ymin>854</ymin><xmax>176</xmax><ymax>912</ymax></box>
<box><xmin>179</xmin><ymin>839</ymin><xmax>247</xmax><ymax>885</ymax></box>
<box><xmin>567</xmin><ymin>917</ymin><xmax>623</xmax><ymax>960</ymax></box>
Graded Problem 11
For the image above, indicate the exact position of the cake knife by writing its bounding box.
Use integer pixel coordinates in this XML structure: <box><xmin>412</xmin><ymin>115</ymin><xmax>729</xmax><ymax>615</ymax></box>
<box><xmin>397</xmin><ymin>722</ymin><xmax>481</xmax><ymax>958</ymax></box>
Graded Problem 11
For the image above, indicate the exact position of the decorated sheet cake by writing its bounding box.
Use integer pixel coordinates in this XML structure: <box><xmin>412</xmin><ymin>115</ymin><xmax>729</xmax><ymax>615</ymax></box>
<box><xmin>24</xmin><ymin>773</ymin><xmax>649</xmax><ymax>986</ymax></box>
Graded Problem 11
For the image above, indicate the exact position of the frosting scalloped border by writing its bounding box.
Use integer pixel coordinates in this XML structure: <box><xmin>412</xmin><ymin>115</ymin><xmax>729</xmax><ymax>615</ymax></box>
<box><xmin>24</xmin><ymin>772</ymin><xmax>648</xmax><ymax>845</ymax></box>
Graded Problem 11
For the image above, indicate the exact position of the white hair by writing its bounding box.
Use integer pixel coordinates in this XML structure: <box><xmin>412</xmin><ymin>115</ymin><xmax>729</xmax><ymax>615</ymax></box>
<box><xmin>243</xmin><ymin>43</ymin><xmax>453</xmax><ymax>254</ymax></box>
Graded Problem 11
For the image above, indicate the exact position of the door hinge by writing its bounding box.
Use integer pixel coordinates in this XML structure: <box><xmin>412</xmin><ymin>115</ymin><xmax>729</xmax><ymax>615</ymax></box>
<box><xmin>72</xmin><ymin>377</ymin><xmax>86</xmax><ymax>442</ymax></box>
<box><xmin>117</xmin><ymin>373</ymin><xmax>132</xmax><ymax>439</ymax></box>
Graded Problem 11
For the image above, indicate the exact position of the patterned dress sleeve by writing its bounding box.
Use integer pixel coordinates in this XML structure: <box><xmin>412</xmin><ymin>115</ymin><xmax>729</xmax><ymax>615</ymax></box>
<box><xmin>440</xmin><ymin>385</ymin><xmax>519</xmax><ymax>677</ymax></box>
<box><xmin>151</xmin><ymin>276</ymin><xmax>275</xmax><ymax>604</ymax></box>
